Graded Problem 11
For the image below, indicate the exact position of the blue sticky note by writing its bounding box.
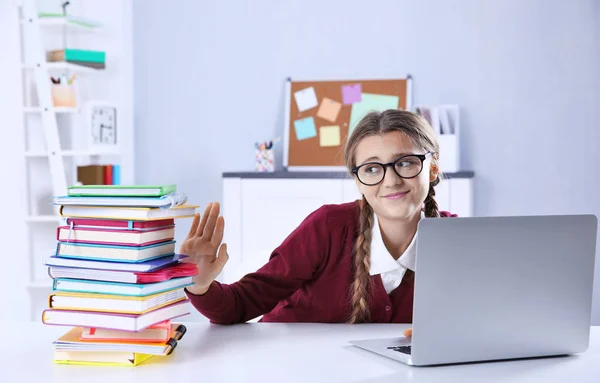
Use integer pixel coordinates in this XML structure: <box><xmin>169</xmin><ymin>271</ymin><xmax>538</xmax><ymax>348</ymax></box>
<box><xmin>293</xmin><ymin>117</ymin><xmax>317</xmax><ymax>141</ymax></box>
<box><xmin>349</xmin><ymin>93</ymin><xmax>400</xmax><ymax>135</ymax></box>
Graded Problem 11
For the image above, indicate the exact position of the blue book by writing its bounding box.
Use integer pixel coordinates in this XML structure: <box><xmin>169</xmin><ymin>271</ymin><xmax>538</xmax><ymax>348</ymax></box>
<box><xmin>56</xmin><ymin>240</ymin><xmax>176</xmax><ymax>263</ymax></box>
<box><xmin>51</xmin><ymin>276</ymin><xmax>194</xmax><ymax>297</ymax></box>
<box><xmin>112</xmin><ymin>164</ymin><xmax>121</xmax><ymax>185</ymax></box>
<box><xmin>46</xmin><ymin>253</ymin><xmax>186</xmax><ymax>272</ymax></box>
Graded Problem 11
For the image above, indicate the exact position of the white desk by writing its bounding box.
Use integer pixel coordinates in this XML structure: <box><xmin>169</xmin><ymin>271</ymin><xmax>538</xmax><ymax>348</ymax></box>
<box><xmin>3</xmin><ymin>322</ymin><xmax>599</xmax><ymax>383</ymax></box>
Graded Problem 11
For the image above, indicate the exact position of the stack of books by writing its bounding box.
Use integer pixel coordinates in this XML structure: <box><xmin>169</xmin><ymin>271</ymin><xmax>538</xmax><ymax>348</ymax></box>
<box><xmin>43</xmin><ymin>184</ymin><xmax>199</xmax><ymax>366</ymax></box>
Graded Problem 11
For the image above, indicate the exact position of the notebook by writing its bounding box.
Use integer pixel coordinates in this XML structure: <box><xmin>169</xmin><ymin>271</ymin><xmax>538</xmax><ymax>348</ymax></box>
<box><xmin>45</xmin><ymin>253</ymin><xmax>186</xmax><ymax>273</ymax></box>
<box><xmin>53</xmin><ymin>192</ymin><xmax>187</xmax><ymax>208</ymax></box>
<box><xmin>80</xmin><ymin>322</ymin><xmax>187</xmax><ymax>343</ymax></box>
<box><xmin>42</xmin><ymin>300</ymin><xmax>191</xmax><ymax>331</ymax></box>
<box><xmin>48</xmin><ymin>262</ymin><xmax>198</xmax><ymax>284</ymax></box>
<box><xmin>49</xmin><ymin>288</ymin><xmax>187</xmax><ymax>314</ymax></box>
<box><xmin>67</xmin><ymin>184</ymin><xmax>177</xmax><ymax>197</ymax></box>
<box><xmin>56</xmin><ymin>225</ymin><xmax>175</xmax><ymax>247</ymax></box>
<box><xmin>52</xmin><ymin>276</ymin><xmax>194</xmax><ymax>296</ymax></box>
<box><xmin>54</xmin><ymin>327</ymin><xmax>178</xmax><ymax>356</ymax></box>
<box><xmin>60</xmin><ymin>204</ymin><xmax>198</xmax><ymax>221</ymax></box>
<box><xmin>56</xmin><ymin>240</ymin><xmax>176</xmax><ymax>262</ymax></box>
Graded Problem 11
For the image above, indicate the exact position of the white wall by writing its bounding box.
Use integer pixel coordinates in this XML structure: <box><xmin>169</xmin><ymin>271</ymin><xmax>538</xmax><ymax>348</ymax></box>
<box><xmin>133</xmin><ymin>0</ymin><xmax>600</xmax><ymax>323</ymax></box>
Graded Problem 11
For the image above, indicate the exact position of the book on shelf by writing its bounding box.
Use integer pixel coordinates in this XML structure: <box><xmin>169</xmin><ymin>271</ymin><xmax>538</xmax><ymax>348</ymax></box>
<box><xmin>47</xmin><ymin>49</ymin><xmax>106</xmax><ymax>63</ymax></box>
<box><xmin>77</xmin><ymin>164</ymin><xmax>120</xmax><ymax>185</ymax></box>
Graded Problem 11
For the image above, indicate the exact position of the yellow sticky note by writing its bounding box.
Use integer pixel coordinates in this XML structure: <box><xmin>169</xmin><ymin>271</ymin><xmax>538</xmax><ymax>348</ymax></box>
<box><xmin>316</xmin><ymin>98</ymin><xmax>342</xmax><ymax>122</ymax></box>
<box><xmin>319</xmin><ymin>125</ymin><xmax>341</xmax><ymax>147</ymax></box>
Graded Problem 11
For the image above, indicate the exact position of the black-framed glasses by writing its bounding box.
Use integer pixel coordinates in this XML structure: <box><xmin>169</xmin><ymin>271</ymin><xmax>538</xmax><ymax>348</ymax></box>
<box><xmin>351</xmin><ymin>152</ymin><xmax>434</xmax><ymax>186</ymax></box>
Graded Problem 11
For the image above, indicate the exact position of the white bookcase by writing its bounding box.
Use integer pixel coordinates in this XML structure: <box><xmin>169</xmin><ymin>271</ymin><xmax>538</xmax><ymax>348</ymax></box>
<box><xmin>7</xmin><ymin>0</ymin><xmax>135</xmax><ymax>321</ymax></box>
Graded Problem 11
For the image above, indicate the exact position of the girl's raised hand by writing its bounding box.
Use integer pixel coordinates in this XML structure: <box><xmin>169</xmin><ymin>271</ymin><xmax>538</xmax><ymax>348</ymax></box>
<box><xmin>179</xmin><ymin>202</ymin><xmax>229</xmax><ymax>295</ymax></box>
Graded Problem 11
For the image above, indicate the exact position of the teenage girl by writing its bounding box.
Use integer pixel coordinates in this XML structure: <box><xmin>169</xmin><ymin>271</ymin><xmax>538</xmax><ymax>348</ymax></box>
<box><xmin>180</xmin><ymin>109</ymin><xmax>456</xmax><ymax>326</ymax></box>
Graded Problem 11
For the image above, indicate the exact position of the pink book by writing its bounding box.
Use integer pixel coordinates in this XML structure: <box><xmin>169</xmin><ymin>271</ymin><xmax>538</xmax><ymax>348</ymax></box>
<box><xmin>66</xmin><ymin>218</ymin><xmax>175</xmax><ymax>231</ymax></box>
<box><xmin>56</xmin><ymin>225</ymin><xmax>175</xmax><ymax>247</ymax></box>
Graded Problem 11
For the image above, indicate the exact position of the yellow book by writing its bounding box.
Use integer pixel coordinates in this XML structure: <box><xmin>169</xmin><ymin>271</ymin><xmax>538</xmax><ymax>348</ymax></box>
<box><xmin>53</xmin><ymin>351</ymin><xmax>155</xmax><ymax>366</ymax></box>
<box><xmin>59</xmin><ymin>204</ymin><xmax>198</xmax><ymax>221</ymax></box>
<box><xmin>48</xmin><ymin>288</ymin><xmax>187</xmax><ymax>314</ymax></box>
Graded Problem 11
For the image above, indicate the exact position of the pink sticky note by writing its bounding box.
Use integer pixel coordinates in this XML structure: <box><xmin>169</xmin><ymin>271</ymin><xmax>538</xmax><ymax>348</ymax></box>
<box><xmin>342</xmin><ymin>84</ymin><xmax>362</xmax><ymax>104</ymax></box>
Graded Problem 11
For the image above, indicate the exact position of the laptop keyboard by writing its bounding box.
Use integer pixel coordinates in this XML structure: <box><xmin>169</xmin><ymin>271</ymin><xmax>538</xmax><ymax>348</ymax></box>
<box><xmin>387</xmin><ymin>345</ymin><xmax>412</xmax><ymax>355</ymax></box>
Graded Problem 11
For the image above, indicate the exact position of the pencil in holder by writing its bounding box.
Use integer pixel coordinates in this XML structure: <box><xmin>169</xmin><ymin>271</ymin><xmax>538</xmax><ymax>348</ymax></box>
<box><xmin>51</xmin><ymin>84</ymin><xmax>77</xmax><ymax>107</ymax></box>
<box><xmin>255</xmin><ymin>148</ymin><xmax>275</xmax><ymax>173</ymax></box>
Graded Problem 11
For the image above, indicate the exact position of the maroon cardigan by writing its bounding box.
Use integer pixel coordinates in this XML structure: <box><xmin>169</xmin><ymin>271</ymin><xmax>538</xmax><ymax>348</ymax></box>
<box><xmin>185</xmin><ymin>201</ymin><xmax>456</xmax><ymax>324</ymax></box>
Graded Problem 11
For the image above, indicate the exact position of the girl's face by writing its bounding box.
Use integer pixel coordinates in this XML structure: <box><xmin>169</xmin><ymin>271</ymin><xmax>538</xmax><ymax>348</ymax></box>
<box><xmin>353</xmin><ymin>131</ymin><xmax>438</xmax><ymax>221</ymax></box>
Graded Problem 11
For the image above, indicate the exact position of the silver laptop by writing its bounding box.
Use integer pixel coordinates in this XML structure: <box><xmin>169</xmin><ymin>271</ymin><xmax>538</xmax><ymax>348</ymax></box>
<box><xmin>350</xmin><ymin>214</ymin><xmax>598</xmax><ymax>366</ymax></box>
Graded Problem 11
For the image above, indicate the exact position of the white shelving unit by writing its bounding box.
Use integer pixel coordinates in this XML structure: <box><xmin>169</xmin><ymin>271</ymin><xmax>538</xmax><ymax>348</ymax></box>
<box><xmin>15</xmin><ymin>0</ymin><xmax>135</xmax><ymax>320</ymax></box>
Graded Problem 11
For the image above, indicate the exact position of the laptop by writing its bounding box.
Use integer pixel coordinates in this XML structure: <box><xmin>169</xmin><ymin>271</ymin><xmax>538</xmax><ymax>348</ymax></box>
<box><xmin>349</xmin><ymin>214</ymin><xmax>598</xmax><ymax>366</ymax></box>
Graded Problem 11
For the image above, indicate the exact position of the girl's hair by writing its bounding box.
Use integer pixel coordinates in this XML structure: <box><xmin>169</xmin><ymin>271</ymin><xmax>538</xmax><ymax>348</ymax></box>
<box><xmin>343</xmin><ymin>109</ymin><xmax>441</xmax><ymax>324</ymax></box>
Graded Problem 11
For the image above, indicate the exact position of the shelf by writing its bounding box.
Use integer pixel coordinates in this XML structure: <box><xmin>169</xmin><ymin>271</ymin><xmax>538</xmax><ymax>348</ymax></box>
<box><xmin>21</xmin><ymin>15</ymin><xmax>103</xmax><ymax>31</ymax></box>
<box><xmin>24</xmin><ymin>150</ymin><xmax>116</xmax><ymax>157</ymax></box>
<box><xmin>25</xmin><ymin>215</ymin><xmax>62</xmax><ymax>223</ymax></box>
<box><xmin>22</xmin><ymin>62</ymin><xmax>103</xmax><ymax>74</ymax></box>
<box><xmin>24</xmin><ymin>106</ymin><xmax>79</xmax><ymax>114</ymax></box>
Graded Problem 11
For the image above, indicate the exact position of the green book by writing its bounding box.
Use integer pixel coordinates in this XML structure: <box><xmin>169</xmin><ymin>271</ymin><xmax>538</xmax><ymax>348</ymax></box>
<box><xmin>47</xmin><ymin>49</ymin><xmax>105</xmax><ymax>63</ymax></box>
<box><xmin>67</xmin><ymin>185</ymin><xmax>177</xmax><ymax>197</ymax></box>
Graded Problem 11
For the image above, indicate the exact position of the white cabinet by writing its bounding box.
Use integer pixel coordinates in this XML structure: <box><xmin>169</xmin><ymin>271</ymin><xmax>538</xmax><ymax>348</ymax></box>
<box><xmin>221</xmin><ymin>173</ymin><xmax>474</xmax><ymax>283</ymax></box>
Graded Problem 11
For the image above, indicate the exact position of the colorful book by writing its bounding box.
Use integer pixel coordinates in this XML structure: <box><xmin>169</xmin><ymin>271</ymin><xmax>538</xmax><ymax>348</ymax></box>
<box><xmin>52</xmin><ymin>192</ymin><xmax>187</xmax><ymax>208</ymax></box>
<box><xmin>48</xmin><ymin>262</ymin><xmax>198</xmax><ymax>284</ymax></box>
<box><xmin>52</xmin><ymin>276</ymin><xmax>194</xmax><ymax>297</ymax></box>
<box><xmin>66</xmin><ymin>218</ymin><xmax>174</xmax><ymax>231</ymax></box>
<box><xmin>54</xmin><ymin>327</ymin><xmax>176</xmax><ymax>356</ymax></box>
<box><xmin>42</xmin><ymin>300</ymin><xmax>191</xmax><ymax>331</ymax></box>
<box><xmin>56</xmin><ymin>225</ymin><xmax>175</xmax><ymax>247</ymax></box>
<box><xmin>67</xmin><ymin>184</ymin><xmax>177</xmax><ymax>197</ymax></box>
<box><xmin>56</xmin><ymin>240</ymin><xmax>176</xmax><ymax>263</ymax></box>
<box><xmin>45</xmin><ymin>253</ymin><xmax>186</xmax><ymax>273</ymax></box>
<box><xmin>80</xmin><ymin>322</ymin><xmax>186</xmax><ymax>343</ymax></box>
<box><xmin>59</xmin><ymin>204</ymin><xmax>198</xmax><ymax>221</ymax></box>
<box><xmin>49</xmin><ymin>289</ymin><xmax>187</xmax><ymax>314</ymax></box>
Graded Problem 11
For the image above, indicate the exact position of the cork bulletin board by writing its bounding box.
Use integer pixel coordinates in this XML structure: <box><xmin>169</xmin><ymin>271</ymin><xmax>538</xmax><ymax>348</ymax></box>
<box><xmin>283</xmin><ymin>76</ymin><xmax>412</xmax><ymax>170</ymax></box>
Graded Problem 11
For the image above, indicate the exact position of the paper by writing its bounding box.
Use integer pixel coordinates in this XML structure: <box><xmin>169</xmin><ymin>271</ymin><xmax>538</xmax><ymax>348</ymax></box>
<box><xmin>319</xmin><ymin>126</ymin><xmax>341</xmax><ymax>147</ymax></box>
<box><xmin>316</xmin><ymin>98</ymin><xmax>342</xmax><ymax>122</ymax></box>
<box><xmin>349</xmin><ymin>93</ymin><xmax>400</xmax><ymax>135</ymax></box>
<box><xmin>342</xmin><ymin>84</ymin><xmax>362</xmax><ymax>104</ymax></box>
<box><xmin>293</xmin><ymin>117</ymin><xmax>317</xmax><ymax>140</ymax></box>
<box><xmin>294</xmin><ymin>86</ymin><xmax>318</xmax><ymax>112</ymax></box>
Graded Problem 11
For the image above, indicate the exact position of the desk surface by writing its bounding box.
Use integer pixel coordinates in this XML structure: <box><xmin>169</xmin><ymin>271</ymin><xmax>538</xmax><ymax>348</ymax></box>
<box><xmin>3</xmin><ymin>322</ymin><xmax>599</xmax><ymax>383</ymax></box>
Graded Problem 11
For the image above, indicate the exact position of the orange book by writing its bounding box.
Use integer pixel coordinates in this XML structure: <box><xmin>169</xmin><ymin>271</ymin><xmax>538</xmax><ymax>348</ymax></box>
<box><xmin>79</xmin><ymin>321</ymin><xmax>186</xmax><ymax>343</ymax></box>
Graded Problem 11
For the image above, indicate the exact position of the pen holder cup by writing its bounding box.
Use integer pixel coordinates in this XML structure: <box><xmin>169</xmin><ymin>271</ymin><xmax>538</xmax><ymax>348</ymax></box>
<box><xmin>255</xmin><ymin>148</ymin><xmax>275</xmax><ymax>173</ymax></box>
<box><xmin>51</xmin><ymin>85</ymin><xmax>77</xmax><ymax>107</ymax></box>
